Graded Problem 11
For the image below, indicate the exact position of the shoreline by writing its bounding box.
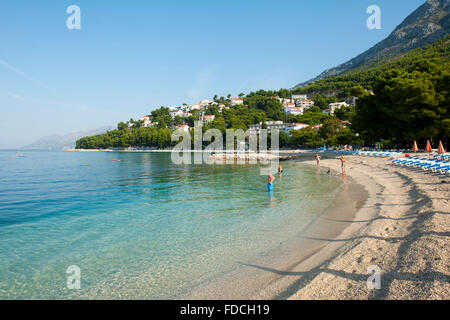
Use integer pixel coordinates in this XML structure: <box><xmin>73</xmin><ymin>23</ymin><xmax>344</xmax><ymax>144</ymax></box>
<box><xmin>64</xmin><ymin>148</ymin><xmax>316</xmax><ymax>154</ymax></box>
<box><xmin>185</xmin><ymin>155</ymin><xmax>449</xmax><ymax>300</ymax></box>
<box><xmin>183</xmin><ymin>164</ymin><xmax>369</xmax><ymax>299</ymax></box>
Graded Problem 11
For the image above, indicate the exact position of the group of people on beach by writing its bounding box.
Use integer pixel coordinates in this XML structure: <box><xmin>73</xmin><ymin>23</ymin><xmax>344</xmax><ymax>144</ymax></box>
<box><xmin>267</xmin><ymin>154</ymin><xmax>347</xmax><ymax>193</ymax></box>
<box><xmin>316</xmin><ymin>154</ymin><xmax>346</xmax><ymax>175</ymax></box>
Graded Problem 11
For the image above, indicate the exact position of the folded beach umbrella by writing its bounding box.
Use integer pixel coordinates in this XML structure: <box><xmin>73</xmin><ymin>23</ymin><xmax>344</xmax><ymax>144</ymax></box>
<box><xmin>438</xmin><ymin>141</ymin><xmax>446</xmax><ymax>155</ymax></box>
<box><xmin>425</xmin><ymin>140</ymin><xmax>432</xmax><ymax>153</ymax></box>
<box><xmin>412</xmin><ymin>140</ymin><xmax>419</xmax><ymax>152</ymax></box>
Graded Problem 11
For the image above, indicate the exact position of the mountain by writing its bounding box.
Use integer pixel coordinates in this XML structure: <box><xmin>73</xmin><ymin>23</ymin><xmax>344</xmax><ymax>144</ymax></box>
<box><xmin>291</xmin><ymin>36</ymin><xmax>450</xmax><ymax>96</ymax></box>
<box><xmin>293</xmin><ymin>0</ymin><xmax>450</xmax><ymax>88</ymax></box>
<box><xmin>22</xmin><ymin>126</ymin><xmax>114</xmax><ymax>150</ymax></box>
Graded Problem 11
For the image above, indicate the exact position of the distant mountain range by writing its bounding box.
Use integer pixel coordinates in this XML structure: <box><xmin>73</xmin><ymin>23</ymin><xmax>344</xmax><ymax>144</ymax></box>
<box><xmin>293</xmin><ymin>0</ymin><xmax>450</xmax><ymax>88</ymax></box>
<box><xmin>22</xmin><ymin>126</ymin><xmax>114</xmax><ymax>150</ymax></box>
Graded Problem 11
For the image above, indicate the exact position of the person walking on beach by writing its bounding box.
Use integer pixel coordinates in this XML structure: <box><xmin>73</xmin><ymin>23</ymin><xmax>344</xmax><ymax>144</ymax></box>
<box><xmin>268</xmin><ymin>171</ymin><xmax>275</xmax><ymax>192</ymax></box>
<box><xmin>340</xmin><ymin>156</ymin><xmax>347</xmax><ymax>175</ymax></box>
<box><xmin>316</xmin><ymin>154</ymin><xmax>321</xmax><ymax>167</ymax></box>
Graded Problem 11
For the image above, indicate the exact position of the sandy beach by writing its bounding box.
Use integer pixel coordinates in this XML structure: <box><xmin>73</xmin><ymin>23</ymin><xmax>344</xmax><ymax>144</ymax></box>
<box><xmin>186</xmin><ymin>153</ymin><xmax>449</xmax><ymax>300</ymax></box>
<box><xmin>277</xmin><ymin>154</ymin><xmax>450</xmax><ymax>300</ymax></box>
<box><xmin>285</xmin><ymin>154</ymin><xmax>449</xmax><ymax>300</ymax></box>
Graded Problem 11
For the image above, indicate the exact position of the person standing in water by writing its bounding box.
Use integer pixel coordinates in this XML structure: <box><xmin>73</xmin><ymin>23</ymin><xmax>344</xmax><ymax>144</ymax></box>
<box><xmin>316</xmin><ymin>154</ymin><xmax>321</xmax><ymax>167</ymax></box>
<box><xmin>268</xmin><ymin>171</ymin><xmax>275</xmax><ymax>192</ymax></box>
<box><xmin>340</xmin><ymin>156</ymin><xmax>347</xmax><ymax>175</ymax></box>
<box><xmin>278</xmin><ymin>164</ymin><xmax>283</xmax><ymax>180</ymax></box>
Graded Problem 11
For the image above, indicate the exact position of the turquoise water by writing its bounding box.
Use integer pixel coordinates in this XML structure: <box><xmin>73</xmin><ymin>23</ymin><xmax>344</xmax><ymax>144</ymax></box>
<box><xmin>0</xmin><ymin>150</ymin><xmax>342</xmax><ymax>299</ymax></box>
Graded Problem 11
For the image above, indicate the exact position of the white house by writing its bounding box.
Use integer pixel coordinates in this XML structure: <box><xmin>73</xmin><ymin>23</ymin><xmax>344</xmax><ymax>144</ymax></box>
<box><xmin>283</xmin><ymin>106</ymin><xmax>305</xmax><ymax>116</ymax></box>
<box><xmin>296</xmin><ymin>98</ymin><xmax>314</xmax><ymax>109</ymax></box>
<box><xmin>248</xmin><ymin>121</ymin><xmax>308</xmax><ymax>135</ymax></box>
<box><xmin>328</xmin><ymin>102</ymin><xmax>349</xmax><ymax>114</ymax></box>
<box><xmin>140</xmin><ymin>115</ymin><xmax>157</xmax><ymax>127</ymax></box>
<box><xmin>170</xmin><ymin>109</ymin><xmax>186</xmax><ymax>119</ymax></box>
<box><xmin>230</xmin><ymin>98</ymin><xmax>244</xmax><ymax>106</ymax></box>
<box><xmin>199</xmin><ymin>100</ymin><xmax>214</xmax><ymax>108</ymax></box>
<box><xmin>284</xmin><ymin>123</ymin><xmax>309</xmax><ymax>132</ymax></box>
<box><xmin>175</xmin><ymin>124</ymin><xmax>190</xmax><ymax>133</ymax></box>
<box><xmin>248</xmin><ymin>121</ymin><xmax>284</xmax><ymax>135</ymax></box>
<box><xmin>201</xmin><ymin>115</ymin><xmax>215</xmax><ymax>123</ymax></box>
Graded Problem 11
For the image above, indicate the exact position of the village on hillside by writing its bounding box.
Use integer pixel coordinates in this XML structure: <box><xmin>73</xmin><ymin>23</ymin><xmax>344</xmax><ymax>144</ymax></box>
<box><xmin>138</xmin><ymin>95</ymin><xmax>355</xmax><ymax>135</ymax></box>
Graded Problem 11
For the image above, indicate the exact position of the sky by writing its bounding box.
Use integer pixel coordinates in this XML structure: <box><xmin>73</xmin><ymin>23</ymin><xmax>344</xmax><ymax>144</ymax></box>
<box><xmin>0</xmin><ymin>0</ymin><xmax>425</xmax><ymax>148</ymax></box>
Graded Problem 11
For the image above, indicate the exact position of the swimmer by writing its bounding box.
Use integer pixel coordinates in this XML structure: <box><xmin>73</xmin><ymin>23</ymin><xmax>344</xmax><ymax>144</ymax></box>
<box><xmin>268</xmin><ymin>171</ymin><xmax>275</xmax><ymax>192</ymax></box>
<box><xmin>278</xmin><ymin>164</ymin><xmax>283</xmax><ymax>174</ymax></box>
<box><xmin>340</xmin><ymin>156</ymin><xmax>347</xmax><ymax>175</ymax></box>
<box><xmin>316</xmin><ymin>154</ymin><xmax>321</xmax><ymax>167</ymax></box>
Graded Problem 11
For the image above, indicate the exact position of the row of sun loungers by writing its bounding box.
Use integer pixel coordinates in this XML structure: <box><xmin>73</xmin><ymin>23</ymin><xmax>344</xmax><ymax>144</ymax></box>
<box><xmin>355</xmin><ymin>151</ymin><xmax>402</xmax><ymax>158</ymax></box>
<box><xmin>333</xmin><ymin>150</ymin><xmax>356</xmax><ymax>155</ymax></box>
<box><xmin>352</xmin><ymin>150</ymin><xmax>450</xmax><ymax>175</ymax></box>
<box><xmin>392</xmin><ymin>156</ymin><xmax>450</xmax><ymax>174</ymax></box>
<box><xmin>333</xmin><ymin>150</ymin><xmax>401</xmax><ymax>157</ymax></box>
<box><xmin>326</xmin><ymin>149</ymin><xmax>449</xmax><ymax>174</ymax></box>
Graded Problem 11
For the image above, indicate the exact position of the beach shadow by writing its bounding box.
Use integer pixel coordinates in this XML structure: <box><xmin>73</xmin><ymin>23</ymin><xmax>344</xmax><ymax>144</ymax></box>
<box><xmin>298</xmin><ymin>229</ymin><xmax>450</xmax><ymax>244</ymax></box>
<box><xmin>321</xmin><ymin>215</ymin><xmax>416</xmax><ymax>224</ymax></box>
<box><xmin>415</xmin><ymin>182</ymin><xmax>450</xmax><ymax>186</ymax></box>
<box><xmin>239</xmin><ymin>261</ymin><xmax>449</xmax><ymax>300</ymax></box>
<box><xmin>369</xmin><ymin>172</ymin><xmax>449</xmax><ymax>299</ymax></box>
<box><xmin>432</xmin><ymin>211</ymin><xmax>450</xmax><ymax>215</ymax></box>
<box><xmin>365</xmin><ymin>202</ymin><xmax>417</xmax><ymax>207</ymax></box>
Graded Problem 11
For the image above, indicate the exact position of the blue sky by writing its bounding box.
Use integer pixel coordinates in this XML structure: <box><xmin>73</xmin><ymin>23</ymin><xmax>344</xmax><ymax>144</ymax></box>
<box><xmin>0</xmin><ymin>0</ymin><xmax>425</xmax><ymax>148</ymax></box>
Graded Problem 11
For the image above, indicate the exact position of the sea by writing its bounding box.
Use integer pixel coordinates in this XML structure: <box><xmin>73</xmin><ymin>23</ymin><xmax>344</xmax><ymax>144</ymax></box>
<box><xmin>0</xmin><ymin>150</ymin><xmax>344</xmax><ymax>299</ymax></box>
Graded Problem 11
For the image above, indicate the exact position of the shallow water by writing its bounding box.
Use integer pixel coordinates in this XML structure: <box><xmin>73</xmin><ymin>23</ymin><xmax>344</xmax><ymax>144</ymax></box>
<box><xmin>0</xmin><ymin>150</ymin><xmax>343</xmax><ymax>299</ymax></box>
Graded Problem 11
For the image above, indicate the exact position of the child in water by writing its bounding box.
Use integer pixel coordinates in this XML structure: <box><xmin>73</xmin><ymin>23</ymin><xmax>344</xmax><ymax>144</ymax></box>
<box><xmin>268</xmin><ymin>171</ymin><xmax>275</xmax><ymax>192</ymax></box>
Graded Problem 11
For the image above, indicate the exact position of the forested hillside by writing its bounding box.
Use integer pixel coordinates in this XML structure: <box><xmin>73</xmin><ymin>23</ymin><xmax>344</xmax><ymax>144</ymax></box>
<box><xmin>292</xmin><ymin>36</ymin><xmax>450</xmax><ymax>98</ymax></box>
